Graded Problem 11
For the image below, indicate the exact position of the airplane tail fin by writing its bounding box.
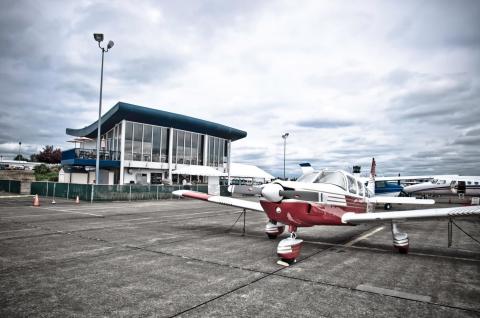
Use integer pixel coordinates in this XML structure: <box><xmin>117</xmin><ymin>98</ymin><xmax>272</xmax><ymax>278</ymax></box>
<box><xmin>368</xmin><ymin>158</ymin><xmax>376</xmax><ymax>195</ymax></box>
<box><xmin>299</xmin><ymin>163</ymin><xmax>314</xmax><ymax>175</ymax></box>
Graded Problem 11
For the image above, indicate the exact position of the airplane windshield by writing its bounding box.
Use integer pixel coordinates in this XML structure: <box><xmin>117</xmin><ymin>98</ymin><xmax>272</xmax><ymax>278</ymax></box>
<box><xmin>297</xmin><ymin>172</ymin><xmax>319</xmax><ymax>183</ymax></box>
<box><xmin>314</xmin><ymin>171</ymin><xmax>346</xmax><ymax>190</ymax></box>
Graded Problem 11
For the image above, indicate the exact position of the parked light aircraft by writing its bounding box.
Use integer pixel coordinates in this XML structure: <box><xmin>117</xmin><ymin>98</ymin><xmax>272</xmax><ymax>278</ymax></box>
<box><xmin>303</xmin><ymin>160</ymin><xmax>453</xmax><ymax>209</ymax></box>
<box><xmin>403</xmin><ymin>176</ymin><xmax>480</xmax><ymax>197</ymax></box>
<box><xmin>173</xmin><ymin>159</ymin><xmax>480</xmax><ymax>265</ymax></box>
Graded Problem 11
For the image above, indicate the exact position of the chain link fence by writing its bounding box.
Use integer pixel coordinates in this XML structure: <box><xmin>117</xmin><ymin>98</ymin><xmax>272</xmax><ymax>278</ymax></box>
<box><xmin>0</xmin><ymin>180</ymin><xmax>21</xmax><ymax>194</ymax></box>
<box><xmin>30</xmin><ymin>182</ymin><xmax>229</xmax><ymax>202</ymax></box>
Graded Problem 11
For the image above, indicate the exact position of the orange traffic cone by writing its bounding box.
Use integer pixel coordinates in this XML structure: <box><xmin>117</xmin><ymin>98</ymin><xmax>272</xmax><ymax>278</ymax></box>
<box><xmin>75</xmin><ymin>195</ymin><xmax>80</xmax><ymax>204</ymax></box>
<box><xmin>33</xmin><ymin>194</ymin><xmax>40</xmax><ymax>207</ymax></box>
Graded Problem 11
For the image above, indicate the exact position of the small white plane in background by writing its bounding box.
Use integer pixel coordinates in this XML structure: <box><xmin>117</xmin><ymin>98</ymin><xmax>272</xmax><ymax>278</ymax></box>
<box><xmin>403</xmin><ymin>176</ymin><xmax>480</xmax><ymax>197</ymax></box>
<box><xmin>173</xmin><ymin>158</ymin><xmax>480</xmax><ymax>265</ymax></box>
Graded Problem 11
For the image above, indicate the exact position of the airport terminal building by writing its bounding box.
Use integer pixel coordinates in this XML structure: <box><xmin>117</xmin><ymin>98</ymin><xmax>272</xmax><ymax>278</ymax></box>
<box><xmin>61</xmin><ymin>102</ymin><xmax>247</xmax><ymax>185</ymax></box>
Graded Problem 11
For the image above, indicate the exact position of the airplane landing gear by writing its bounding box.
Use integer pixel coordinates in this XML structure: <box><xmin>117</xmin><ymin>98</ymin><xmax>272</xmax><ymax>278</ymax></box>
<box><xmin>391</xmin><ymin>222</ymin><xmax>409</xmax><ymax>254</ymax></box>
<box><xmin>277</xmin><ymin>226</ymin><xmax>303</xmax><ymax>266</ymax></box>
<box><xmin>265</xmin><ymin>220</ymin><xmax>285</xmax><ymax>239</ymax></box>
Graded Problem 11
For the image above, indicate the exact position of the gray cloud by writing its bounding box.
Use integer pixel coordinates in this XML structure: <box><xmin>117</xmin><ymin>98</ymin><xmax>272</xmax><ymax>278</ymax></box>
<box><xmin>0</xmin><ymin>0</ymin><xmax>479</xmax><ymax>179</ymax></box>
<box><xmin>295</xmin><ymin>119</ymin><xmax>353</xmax><ymax>129</ymax></box>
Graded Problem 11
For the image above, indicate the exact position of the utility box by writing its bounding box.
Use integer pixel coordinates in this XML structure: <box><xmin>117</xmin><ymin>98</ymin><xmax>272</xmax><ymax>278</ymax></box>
<box><xmin>207</xmin><ymin>176</ymin><xmax>220</xmax><ymax>195</ymax></box>
<box><xmin>471</xmin><ymin>197</ymin><xmax>480</xmax><ymax>205</ymax></box>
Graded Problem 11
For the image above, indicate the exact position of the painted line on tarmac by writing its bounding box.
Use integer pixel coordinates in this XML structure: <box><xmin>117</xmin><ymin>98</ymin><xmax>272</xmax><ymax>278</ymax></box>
<box><xmin>131</xmin><ymin>209</ymin><xmax>241</xmax><ymax>225</ymax></box>
<box><xmin>120</xmin><ymin>217</ymin><xmax>152</xmax><ymax>222</ymax></box>
<box><xmin>28</xmin><ymin>206</ymin><xmax>103</xmax><ymax>217</ymax></box>
<box><xmin>0</xmin><ymin>228</ymin><xmax>36</xmax><ymax>234</ymax></box>
<box><xmin>344</xmin><ymin>226</ymin><xmax>385</xmax><ymax>247</ymax></box>
<box><xmin>0</xmin><ymin>213</ymin><xmax>82</xmax><ymax>219</ymax></box>
<box><xmin>0</xmin><ymin>195</ymin><xmax>34</xmax><ymax>199</ymax></box>
<box><xmin>356</xmin><ymin>284</ymin><xmax>432</xmax><ymax>302</ymax></box>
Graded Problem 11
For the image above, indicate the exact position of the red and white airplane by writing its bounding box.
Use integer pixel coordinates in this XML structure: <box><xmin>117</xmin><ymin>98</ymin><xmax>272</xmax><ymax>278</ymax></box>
<box><xmin>173</xmin><ymin>159</ymin><xmax>480</xmax><ymax>265</ymax></box>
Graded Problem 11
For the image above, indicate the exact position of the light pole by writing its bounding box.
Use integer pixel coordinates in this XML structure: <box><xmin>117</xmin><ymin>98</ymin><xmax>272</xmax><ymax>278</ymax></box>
<box><xmin>282</xmin><ymin>133</ymin><xmax>289</xmax><ymax>180</ymax></box>
<box><xmin>93</xmin><ymin>33</ymin><xmax>114</xmax><ymax>185</ymax></box>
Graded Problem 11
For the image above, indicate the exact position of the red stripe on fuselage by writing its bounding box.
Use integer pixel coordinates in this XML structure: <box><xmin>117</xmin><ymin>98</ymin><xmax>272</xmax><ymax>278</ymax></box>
<box><xmin>261</xmin><ymin>196</ymin><xmax>367</xmax><ymax>227</ymax></box>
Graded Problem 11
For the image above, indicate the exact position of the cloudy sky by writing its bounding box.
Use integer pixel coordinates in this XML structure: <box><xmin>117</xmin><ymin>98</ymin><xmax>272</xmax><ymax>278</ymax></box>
<box><xmin>1</xmin><ymin>0</ymin><xmax>479</xmax><ymax>177</ymax></box>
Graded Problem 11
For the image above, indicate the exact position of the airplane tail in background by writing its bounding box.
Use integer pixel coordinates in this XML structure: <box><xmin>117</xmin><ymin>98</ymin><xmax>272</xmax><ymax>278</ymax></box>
<box><xmin>368</xmin><ymin>158</ymin><xmax>376</xmax><ymax>195</ymax></box>
<box><xmin>299</xmin><ymin>163</ymin><xmax>314</xmax><ymax>175</ymax></box>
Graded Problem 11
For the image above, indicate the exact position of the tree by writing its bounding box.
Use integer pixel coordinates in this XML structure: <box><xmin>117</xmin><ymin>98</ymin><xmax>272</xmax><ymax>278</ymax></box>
<box><xmin>14</xmin><ymin>154</ymin><xmax>28</xmax><ymax>161</ymax></box>
<box><xmin>35</xmin><ymin>145</ymin><xmax>62</xmax><ymax>164</ymax></box>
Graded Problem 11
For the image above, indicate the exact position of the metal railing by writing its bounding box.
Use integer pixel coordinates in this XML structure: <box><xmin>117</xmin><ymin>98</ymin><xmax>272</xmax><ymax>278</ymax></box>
<box><xmin>62</xmin><ymin>148</ymin><xmax>121</xmax><ymax>161</ymax></box>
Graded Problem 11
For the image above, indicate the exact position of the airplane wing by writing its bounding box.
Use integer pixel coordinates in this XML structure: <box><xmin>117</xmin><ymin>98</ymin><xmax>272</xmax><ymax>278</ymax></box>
<box><xmin>342</xmin><ymin>205</ymin><xmax>480</xmax><ymax>224</ymax></box>
<box><xmin>368</xmin><ymin>196</ymin><xmax>435</xmax><ymax>205</ymax></box>
<box><xmin>172</xmin><ymin>190</ymin><xmax>264</xmax><ymax>212</ymax></box>
<box><xmin>373</xmin><ymin>176</ymin><xmax>432</xmax><ymax>182</ymax></box>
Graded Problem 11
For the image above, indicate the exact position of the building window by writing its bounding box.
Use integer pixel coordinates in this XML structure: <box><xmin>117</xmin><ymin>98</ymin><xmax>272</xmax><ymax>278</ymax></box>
<box><xmin>152</xmin><ymin>126</ymin><xmax>161</xmax><ymax>162</ymax></box>
<box><xmin>172</xmin><ymin>130</ymin><xmax>177</xmax><ymax>164</ymax></box>
<box><xmin>142</xmin><ymin>124</ymin><xmax>152</xmax><ymax>161</ymax></box>
<box><xmin>133</xmin><ymin>123</ymin><xmax>143</xmax><ymax>161</ymax></box>
<box><xmin>184</xmin><ymin>132</ymin><xmax>192</xmax><ymax>164</ymax></box>
<box><xmin>198</xmin><ymin>135</ymin><xmax>204</xmax><ymax>165</ymax></box>
<box><xmin>124</xmin><ymin>122</ymin><xmax>133</xmax><ymax>160</ymax></box>
<box><xmin>161</xmin><ymin>128</ymin><xmax>168</xmax><ymax>163</ymax></box>
<box><xmin>191</xmin><ymin>133</ymin><xmax>198</xmax><ymax>165</ymax></box>
<box><xmin>177</xmin><ymin>130</ymin><xmax>185</xmax><ymax>164</ymax></box>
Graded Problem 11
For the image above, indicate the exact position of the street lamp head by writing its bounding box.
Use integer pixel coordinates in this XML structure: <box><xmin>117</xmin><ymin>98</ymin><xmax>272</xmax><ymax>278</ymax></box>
<box><xmin>282</xmin><ymin>132</ymin><xmax>289</xmax><ymax>139</ymax></box>
<box><xmin>93</xmin><ymin>33</ymin><xmax>104</xmax><ymax>42</ymax></box>
<box><xmin>107</xmin><ymin>40</ymin><xmax>114</xmax><ymax>49</ymax></box>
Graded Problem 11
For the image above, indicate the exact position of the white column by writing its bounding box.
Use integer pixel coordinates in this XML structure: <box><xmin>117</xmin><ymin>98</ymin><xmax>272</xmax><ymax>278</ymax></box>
<box><xmin>203</xmin><ymin>135</ymin><xmax>208</xmax><ymax>166</ymax></box>
<box><xmin>167</xmin><ymin>128</ymin><xmax>173</xmax><ymax>181</ymax></box>
<box><xmin>227</xmin><ymin>140</ymin><xmax>231</xmax><ymax>186</ymax></box>
<box><xmin>119</xmin><ymin>120</ymin><xmax>126</xmax><ymax>184</ymax></box>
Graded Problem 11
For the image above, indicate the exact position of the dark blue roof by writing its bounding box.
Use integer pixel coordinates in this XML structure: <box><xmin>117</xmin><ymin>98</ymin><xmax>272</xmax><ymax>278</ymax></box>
<box><xmin>66</xmin><ymin>102</ymin><xmax>247</xmax><ymax>141</ymax></box>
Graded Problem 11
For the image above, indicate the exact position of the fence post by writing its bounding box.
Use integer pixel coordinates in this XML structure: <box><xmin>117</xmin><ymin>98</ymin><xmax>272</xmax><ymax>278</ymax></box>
<box><xmin>156</xmin><ymin>185</ymin><xmax>159</xmax><ymax>200</ymax></box>
<box><xmin>90</xmin><ymin>184</ymin><xmax>94</xmax><ymax>204</ymax></box>
<box><xmin>67</xmin><ymin>183</ymin><xmax>70</xmax><ymax>200</ymax></box>
<box><xmin>8</xmin><ymin>180</ymin><xmax>11</xmax><ymax>193</ymax></box>
<box><xmin>129</xmin><ymin>184</ymin><xmax>132</xmax><ymax>202</ymax></box>
<box><xmin>46</xmin><ymin>182</ymin><xmax>49</xmax><ymax>197</ymax></box>
<box><xmin>53</xmin><ymin>183</ymin><xmax>56</xmax><ymax>202</ymax></box>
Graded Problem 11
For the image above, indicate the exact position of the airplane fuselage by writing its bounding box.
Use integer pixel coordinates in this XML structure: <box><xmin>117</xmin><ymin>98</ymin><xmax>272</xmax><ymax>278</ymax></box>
<box><xmin>403</xmin><ymin>176</ymin><xmax>480</xmax><ymax>197</ymax></box>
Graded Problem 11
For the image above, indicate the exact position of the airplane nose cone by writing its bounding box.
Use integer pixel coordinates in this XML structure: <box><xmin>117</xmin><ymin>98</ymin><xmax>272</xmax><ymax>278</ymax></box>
<box><xmin>261</xmin><ymin>183</ymin><xmax>284</xmax><ymax>202</ymax></box>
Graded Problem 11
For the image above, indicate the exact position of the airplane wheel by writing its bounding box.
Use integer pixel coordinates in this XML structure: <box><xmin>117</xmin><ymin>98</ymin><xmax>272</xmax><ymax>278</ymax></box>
<box><xmin>384</xmin><ymin>203</ymin><xmax>392</xmax><ymax>210</ymax></box>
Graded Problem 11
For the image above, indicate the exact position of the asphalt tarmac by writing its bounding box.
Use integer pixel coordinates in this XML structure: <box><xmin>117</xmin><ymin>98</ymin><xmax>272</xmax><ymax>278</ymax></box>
<box><xmin>0</xmin><ymin>195</ymin><xmax>479</xmax><ymax>317</ymax></box>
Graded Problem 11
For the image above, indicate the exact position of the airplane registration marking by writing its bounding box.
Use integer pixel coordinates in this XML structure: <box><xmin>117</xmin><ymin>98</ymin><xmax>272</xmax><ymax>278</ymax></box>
<box><xmin>344</xmin><ymin>226</ymin><xmax>385</xmax><ymax>247</ymax></box>
<box><xmin>356</xmin><ymin>284</ymin><xmax>432</xmax><ymax>302</ymax></box>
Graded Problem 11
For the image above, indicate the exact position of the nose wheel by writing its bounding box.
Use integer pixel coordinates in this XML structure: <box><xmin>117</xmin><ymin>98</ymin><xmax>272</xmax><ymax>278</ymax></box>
<box><xmin>391</xmin><ymin>222</ymin><xmax>409</xmax><ymax>254</ymax></box>
<box><xmin>265</xmin><ymin>220</ymin><xmax>285</xmax><ymax>239</ymax></box>
<box><xmin>277</xmin><ymin>226</ymin><xmax>303</xmax><ymax>266</ymax></box>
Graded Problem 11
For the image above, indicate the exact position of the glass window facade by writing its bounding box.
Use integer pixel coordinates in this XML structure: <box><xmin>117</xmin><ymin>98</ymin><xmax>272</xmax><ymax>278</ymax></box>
<box><xmin>207</xmin><ymin>136</ymin><xmax>228</xmax><ymax>167</ymax></box>
<box><xmin>123</xmin><ymin>121</ymin><xmax>170</xmax><ymax>163</ymax></box>
<box><xmin>100</xmin><ymin>123</ymin><xmax>122</xmax><ymax>160</ymax></box>
<box><xmin>120</xmin><ymin>121</ymin><xmax>226</xmax><ymax>167</ymax></box>
<box><xmin>171</xmin><ymin>129</ymin><xmax>204</xmax><ymax>166</ymax></box>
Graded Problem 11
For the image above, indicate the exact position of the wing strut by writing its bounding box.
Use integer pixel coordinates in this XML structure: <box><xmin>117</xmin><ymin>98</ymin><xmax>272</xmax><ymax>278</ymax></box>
<box><xmin>227</xmin><ymin>208</ymin><xmax>247</xmax><ymax>236</ymax></box>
